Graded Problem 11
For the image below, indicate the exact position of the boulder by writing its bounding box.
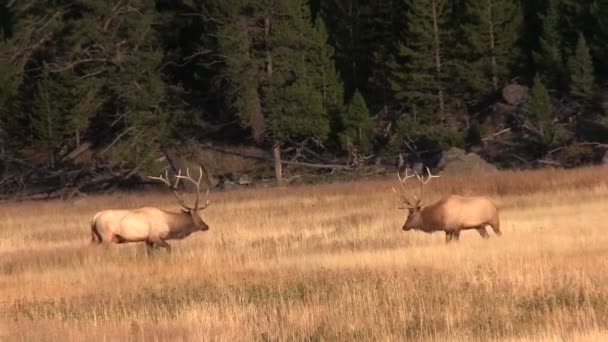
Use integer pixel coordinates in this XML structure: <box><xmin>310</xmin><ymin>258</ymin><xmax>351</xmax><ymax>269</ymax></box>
<box><xmin>238</xmin><ymin>174</ymin><xmax>252</xmax><ymax>185</ymax></box>
<box><xmin>438</xmin><ymin>147</ymin><xmax>498</xmax><ymax>176</ymax></box>
<box><xmin>436</xmin><ymin>147</ymin><xmax>466</xmax><ymax>169</ymax></box>
<box><xmin>502</xmin><ymin>84</ymin><xmax>529</xmax><ymax>106</ymax></box>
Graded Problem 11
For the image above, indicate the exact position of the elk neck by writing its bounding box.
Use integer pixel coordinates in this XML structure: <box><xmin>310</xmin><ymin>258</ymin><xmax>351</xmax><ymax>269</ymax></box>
<box><xmin>419</xmin><ymin>206</ymin><xmax>444</xmax><ymax>233</ymax></box>
<box><xmin>163</xmin><ymin>209</ymin><xmax>201</xmax><ymax>234</ymax></box>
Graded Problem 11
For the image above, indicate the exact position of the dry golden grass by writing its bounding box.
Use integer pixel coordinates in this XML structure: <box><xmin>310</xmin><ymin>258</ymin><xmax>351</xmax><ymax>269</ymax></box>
<box><xmin>1</xmin><ymin>166</ymin><xmax>608</xmax><ymax>341</ymax></box>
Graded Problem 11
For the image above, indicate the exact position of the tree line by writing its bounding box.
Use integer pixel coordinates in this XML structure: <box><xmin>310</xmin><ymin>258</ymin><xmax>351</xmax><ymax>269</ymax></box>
<box><xmin>1</xmin><ymin>0</ymin><xmax>606</xmax><ymax>187</ymax></box>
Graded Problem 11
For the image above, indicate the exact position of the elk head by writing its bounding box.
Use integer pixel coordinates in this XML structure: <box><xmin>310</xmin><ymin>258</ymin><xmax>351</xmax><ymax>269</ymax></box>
<box><xmin>392</xmin><ymin>167</ymin><xmax>440</xmax><ymax>231</ymax></box>
<box><xmin>149</xmin><ymin>167</ymin><xmax>211</xmax><ymax>231</ymax></box>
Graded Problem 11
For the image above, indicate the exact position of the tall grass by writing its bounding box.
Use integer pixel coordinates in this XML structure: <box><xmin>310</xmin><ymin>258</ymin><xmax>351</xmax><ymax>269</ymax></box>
<box><xmin>1</xmin><ymin>165</ymin><xmax>608</xmax><ymax>341</ymax></box>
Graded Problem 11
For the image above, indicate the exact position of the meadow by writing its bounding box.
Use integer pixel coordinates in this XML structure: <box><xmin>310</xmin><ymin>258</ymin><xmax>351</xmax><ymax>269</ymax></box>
<box><xmin>1</xmin><ymin>166</ymin><xmax>608</xmax><ymax>341</ymax></box>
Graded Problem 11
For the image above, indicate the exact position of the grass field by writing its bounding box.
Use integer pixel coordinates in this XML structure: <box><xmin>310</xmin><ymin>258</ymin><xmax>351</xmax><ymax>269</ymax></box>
<box><xmin>1</xmin><ymin>166</ymin><xmax>608</xmax><ymax>341</ymax></box>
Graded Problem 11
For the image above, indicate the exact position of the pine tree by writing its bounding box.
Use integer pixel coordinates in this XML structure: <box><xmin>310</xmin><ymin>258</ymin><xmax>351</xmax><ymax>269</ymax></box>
<box><xmin>389</xmin><ymin>0</ymin><xmax>450</xmax><ymax>120</ymax></box>
<box><xmin>590</xmin><ymin>0</ymin><xmax>608</xmax><ymax>76</ymax></box>
<box><xmin>460</xmin><ymin>0</ymin><xmax>522</xmax><ymax>93</ymax></box>
<box><xmin>31</xmin><ymin>69</ymin><xmax>68</xmax><ymax>167</ymax></box>
<box><xmin>0</xmin><ymin>62</ymin><xmax>19</xmax><ymax>155</ymax></box>
<box><xmin>526</xmin><ymin>75</ymin><xmax>554</xmax><ymax>147</ymax></box>
<box><xmin>65</xmin><ymin>0</ymin><xmax>177</xmax><ymax>171</ymax></box>
<box><xmin>366</xmin><ymin>0</ymin><xmax>405</xmax><ymax>112</ymax></box>
<box><xmin>318</xmin><ymin>0</ymin><xmax>372</xmax><ymax>97</ymax></box>
<box><xmin>339</xmin><ymin>90</ymin><xmax>374</xmax><ymax>154</ymax></box>
<box><xmin>568</xmin><ymin>33</ymin><xmax>594</xmax><ymax>103</ymax></box>
<box><xmin>210</xmin><ymin>0</ymin><xmax>333</xmax><ymax>185</ymax></box>
<box><xmin>309</xmin><ymin>17</ymin><xmax>346</xmax><ymax>145</ymax></box>
<box><xmin>534</xmin><ymin>0</ymin><xmax>564</xmax><ymax>89</ymax></box>
<box><xmin>68</xmin><ymin>80</ymin><xmax>102</xmax><ymax>148</ymax></box>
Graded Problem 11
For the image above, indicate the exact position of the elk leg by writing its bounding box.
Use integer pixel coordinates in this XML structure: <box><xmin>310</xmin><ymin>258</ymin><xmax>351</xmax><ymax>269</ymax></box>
<box><xmin>154</xmin><ymin>240</ymin><xmax>172</xmax><ymax>254</ymax></box>
<box><xmin>452</xmin><ymin>230</ymin><xmax>460</xmax><ymax>242</ymax></box>
<box><xmin>489</xmin><ymin>221</ymin><xmax>502</xmax><ymax>236</ymax></box>
<box><xmin>477</xmin><ymin>226</ymin><xmax>490</xmax><ymax>239</ymax></box>
<box><xmin>145</xmin><ymin>241</ymin><xmax>157</xmax><ymax>256</ymax></box>
<box><xmin>445</xmin><ymin>232</ymin><xmax>453</xmax><ymax>243</ymax></box>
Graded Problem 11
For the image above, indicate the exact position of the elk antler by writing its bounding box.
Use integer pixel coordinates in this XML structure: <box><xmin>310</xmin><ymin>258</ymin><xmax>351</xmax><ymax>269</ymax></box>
<box><xmin>392</xmin><ymin>168</ymin><xmax>417</xmax><ymax>208</ymax></box>
<box><xmin>148</xmin><ymin>167</ymin><xmax>211</xmax><ymax>211</ymax></box>
<box><xmin>392</xmin><ymin>167</ymin><xmax>440</xmax><ymax>208</ymax></box>
<box><xmin>175</xmin><ymin>167</ymin><xmax>210</xmax><ymax>211</ymax></box>
<box><xmin>413</xmin><ymin>167</ymin><xmax>440</xmax><ymax>205</ymax></box>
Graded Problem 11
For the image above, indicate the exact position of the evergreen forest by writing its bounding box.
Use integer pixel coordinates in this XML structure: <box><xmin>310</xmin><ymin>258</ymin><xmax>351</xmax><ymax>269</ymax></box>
<box><xmin>1</xmin><ymin>0</ymin><xmax>607</xmax><ymax>197</ymax></box>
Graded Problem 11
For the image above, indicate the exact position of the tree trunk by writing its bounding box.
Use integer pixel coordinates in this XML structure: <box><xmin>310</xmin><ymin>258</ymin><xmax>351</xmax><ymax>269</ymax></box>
<box><xmin>272</xmin><ymin>142</ymin><xmax>284</xmax><ymax>186</ymax></box>
<box><xmin>250</xmin><ymin>93</ymin><xmax>265</xmax><ymax>144</ymax></box>
<box><xmin>487</xmin><ymin>0</ymin><xmax>498</xmax><ymax>91</ymax></box>
<box><xmin>431</xmin><ymin>0</ymin><xmax>445</xmax><ymax>118</ymax></box>
<box><xmin>265</xmin><ymin>15</ymin><xmax>283</xmax><ymax>186</ymax></box>
<box><xmin>264</xmin><ymin>16</ymin><xmax>273</xmax><ymax>77</ymax></box>
<box><xmin>75</xmin><ymin>129</ymin><xmax>80</xmax><ymax>148</ymax></box>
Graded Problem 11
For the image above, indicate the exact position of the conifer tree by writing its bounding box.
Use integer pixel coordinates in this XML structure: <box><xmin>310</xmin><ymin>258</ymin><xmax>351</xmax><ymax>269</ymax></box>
<box><xmin>590</xmin><ymin>1</ymin><xmax>608</xmax><ymax>75</ymax></box>
<box><xmin>210</xmin><ymin>0</ymin><xmax>333</xmax><ymax>185</ymax></box>
<box><xmin>68</xmin><ymin>80</ymin><xmax>102</xmax><ymax>148</ymax></box>
<box><xmin>31</xmin><ymin>68</ymin><xmax>68</xmax><ymax>167</ymax></box>
<box><xmin>534</xmin><ymin>0</ymin><xmax>564</xmax><ymax>89</ymax></box>
<box><xmin>567</xmin><ymin>33</ymin><xmax>594</xmax><ymax>103</ymax></box>
<box><xmin>366</xmin><ymin>0</ymin><xmax>404</xmax><ymax>111</ymax></box>
<box><xmin>339</xmin><ymin>90</ymin><xmax>374</xmax><ymax>154</ymax></box>
<box><xmin>526</xmin><ymin>75</ymin><xmax>554</xmax><ymax>147</ymax></box>
<box><xmin>310</xmin><ymin>17</ymin><xmax>346</xmax><ymax>143</ymax></box>
<box><xmin>389</xmin><ymin>0</ymin><xmax>450</xmax><ymax>120</ymax></box>
<box><xmin>461</xmin><ymin>0</ymin><xmax>522</xmax><ymax>93</ymax></box>
<box><xmin>318</xmin><ymin>0</ymin><xmax>371</xmax><ymax>97</ymax></box>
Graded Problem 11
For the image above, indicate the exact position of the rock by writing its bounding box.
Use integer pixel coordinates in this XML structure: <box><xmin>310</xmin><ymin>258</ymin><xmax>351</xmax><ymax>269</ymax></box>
<box><xmin>438</xmin><ymin>147</ymin><xmax>498</xmax><ymax>176</ymax></box>
<box><xmin>206</xmin><ymin>174</ymin><xmax>220</xmax><ymax>188</ymax></box>
<box><xmin>502</xmin><ymin>84</ymin><xmax>529</xmax><ymax>106</ymax></box>
<box><xmin>219</xmin><ymin>179</ymin><xmax>236</xmax><ymax>190</ymax></box>
<box><xmin>238</xmin><ymin>174</ymin><xmax>252</xmax><ymax>185</ymax></box>
<box><xmin>437</xmin><ymin>147</ymin><xmax>466</xmax><ymax>169</ymax></box>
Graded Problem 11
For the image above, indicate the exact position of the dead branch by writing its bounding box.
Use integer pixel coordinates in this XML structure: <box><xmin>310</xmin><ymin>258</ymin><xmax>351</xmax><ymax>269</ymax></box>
<box><xmin>482</xmin><ymin>128</ymin><xmax>512</xmax><ymax>141</ymax></box>
<box><xmin>200</xmin><ymin>144</ymin><xmax>351</xmax><ymax>170</ymax></box>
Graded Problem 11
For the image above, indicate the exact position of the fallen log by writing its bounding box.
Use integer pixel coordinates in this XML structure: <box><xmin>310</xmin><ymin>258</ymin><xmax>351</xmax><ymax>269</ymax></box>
<box><xmin>200</xmin><ymin>144</ymin><xmax>351</xmax><ymax>170</ymax></box>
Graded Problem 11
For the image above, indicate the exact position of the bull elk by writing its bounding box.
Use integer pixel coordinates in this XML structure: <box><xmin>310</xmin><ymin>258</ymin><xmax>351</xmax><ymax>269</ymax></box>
<box><xmin>90</xmin><ymin>167</ymin><xmax>211</xmax><ymax>254</ymax></box>
<box><xmin>393</xmin><ymin>168</ymin><xmax>501</xmax><ymax>243</ymax></box>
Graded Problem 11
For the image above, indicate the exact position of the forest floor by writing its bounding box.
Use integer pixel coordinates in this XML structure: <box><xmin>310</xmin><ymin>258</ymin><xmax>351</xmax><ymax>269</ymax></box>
<box><xmin>1</xmin><ymin>166</ymin><xmax>608</xmax><ymax>341</ymax></box>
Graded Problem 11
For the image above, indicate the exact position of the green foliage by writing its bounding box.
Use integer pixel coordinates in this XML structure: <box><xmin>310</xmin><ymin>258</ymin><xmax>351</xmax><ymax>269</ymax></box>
<box><xmin>526</xmin><ymin>75</ymin><xmax>554</xmax><ymax>147</ymax></box>
<box><xmin>310</xmin><ymin>18</ymin><xmax>346</xmax><ymax>134</ymax></box>
<box><xmin>389</xmin><ymin>0</ymin><xmax>450</xmax><ymax>120</ymax></box>
<box><xmin>30</xmin><ymin>69</ymin><xmax>69</xmax><ymax>165</ymax></box>
<box><xmin>339</xmin><ymin>90</ymin><xmax>374</xmax><ymax>153</ymax></box>
<box><xmin>534</xmin><ymin>0</ymin><xmax>565</xmax><ymax>89</ymax></box>
<box><xmin>0</xmin><ymin>63</ymin><xmax>19</xmax><ymax>142</ymax></box>
<box><xmin>465</xmin><ymin>121</ymin><xmax>484</xmax><ymax>146</ymax></box>
<box><xmin>590</xmin><ymin>0</ymin><xmax>608</xmax><ymax>75</ymax></box>
<box><xmin>457</xmin><ymin>0</ymin><xmax>522</xmax><ymax>96</ymax></box>
<box><xmin>1</xmin><ymin>0</ymin><xmax>608</xmax><ymax>174</ymax></box>
<box><xmin>318</xmin><ymin>1</ymin><xmax>373</xmax><ymax>97</ymax></box>
<box><xmin>211</xmin><ymin>0</ymin><xmax>332</xmax><ymax>145</ymax></box>
<box><xmin>396</xmin><ymin>116</ymin><xmax>464</xmax><ymax>151</ymax></box>
<box><xmin>568</xmin><ymin>33</ymin><xmax>595</xmax><ymax>103</ymax></box>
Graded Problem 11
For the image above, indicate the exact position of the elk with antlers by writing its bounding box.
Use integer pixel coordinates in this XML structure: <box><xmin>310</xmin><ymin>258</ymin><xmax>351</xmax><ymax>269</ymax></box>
<box><xmin>89</xmin><ymin>167</ymin><xmax>211</xmax><ymax>254</ymax></box>
<box><xmin>393</xmin><ymin>167</ymin><xmax>501</xmax><ymax>243</ymax></box>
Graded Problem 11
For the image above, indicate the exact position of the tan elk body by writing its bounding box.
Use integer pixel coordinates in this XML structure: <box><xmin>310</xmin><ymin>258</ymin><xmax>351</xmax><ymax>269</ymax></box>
<box><xmin>90</xmin><ymin>168</ymin><xmax>211</xmax><ymax>253</ymax></box>
<box><xmin>393</xmin><ymin>168</ymin><xmax>501</xmax><ymax>243</ymax></box>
